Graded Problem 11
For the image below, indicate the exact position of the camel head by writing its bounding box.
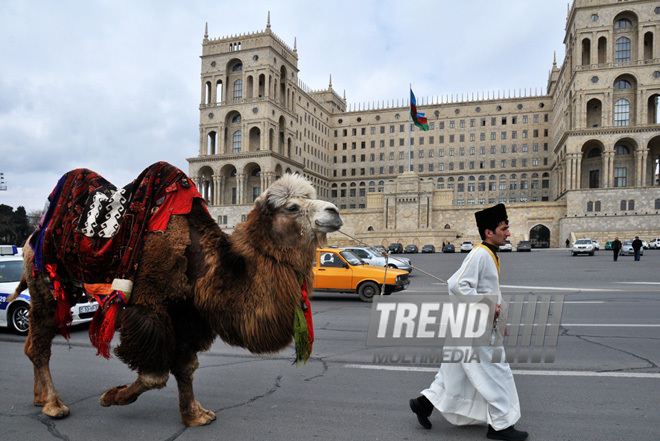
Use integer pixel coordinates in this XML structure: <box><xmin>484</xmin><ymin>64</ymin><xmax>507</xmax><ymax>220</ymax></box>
<box><xmin>252</xmin><ymin>174</ymin><xmax>343</xmax><ymax>249</ymax></box>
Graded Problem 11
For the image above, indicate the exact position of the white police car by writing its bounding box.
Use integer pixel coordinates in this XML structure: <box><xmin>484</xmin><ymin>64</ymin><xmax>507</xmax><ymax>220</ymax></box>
<box><xmin>0</xmin><ymin>245</ymin><xmax>98</xmax><ymax>335</ymax></box>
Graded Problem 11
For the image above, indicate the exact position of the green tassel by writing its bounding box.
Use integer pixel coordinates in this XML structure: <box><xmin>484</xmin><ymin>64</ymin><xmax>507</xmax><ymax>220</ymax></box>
<box><xmin>293</xmin><ymin>302</ymin><xmax>310</xmax><ymax>365</ymax></box>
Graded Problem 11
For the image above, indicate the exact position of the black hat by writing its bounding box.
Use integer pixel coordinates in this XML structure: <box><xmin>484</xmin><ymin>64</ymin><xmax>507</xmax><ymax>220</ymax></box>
<box><xmin>475</xmin><ymin>203</ymin><xmax>508</xmax><ymax>231</ymax></box>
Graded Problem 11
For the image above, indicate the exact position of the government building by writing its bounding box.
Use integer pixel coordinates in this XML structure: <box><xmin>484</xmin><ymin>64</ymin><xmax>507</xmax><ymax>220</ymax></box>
<box><xmin>187</xmin><ymin>0</ymin><xmax>660</xmax><ymax>248</ymax></box>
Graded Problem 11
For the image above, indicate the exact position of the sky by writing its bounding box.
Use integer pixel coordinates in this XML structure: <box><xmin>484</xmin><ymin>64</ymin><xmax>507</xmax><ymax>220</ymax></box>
<box><xmin>0</xmin><ymin>0</ymin><xmax>568</xmax><ymax>213</ymax></box>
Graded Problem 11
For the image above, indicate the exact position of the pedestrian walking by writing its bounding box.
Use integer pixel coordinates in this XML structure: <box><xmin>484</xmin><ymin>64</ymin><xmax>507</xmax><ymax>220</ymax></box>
<box><xmin>409</xmin><ymin>204</ymin><xmax>528</xmax><ymax>441</ymax></box>
<box><xmin>632</xmin><ymin>236</ymin><xmax>643</xmax><ymax>261</ymax></box>
<box><xmin>612</xmin><ymin>237</ymin><xmax>622</xmax><ymax>261</ymax></box>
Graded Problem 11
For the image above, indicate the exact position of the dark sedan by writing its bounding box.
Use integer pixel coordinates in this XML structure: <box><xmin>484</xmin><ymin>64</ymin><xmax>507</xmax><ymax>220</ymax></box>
<box><xmin>516</xmin><ymin>240</ymin><xmax>532</xmax><ymax>252</ymax></box>
<box><xmin>442</xmin><ymin>244</ymin><xmax>455</xmax><ymax>253</ymax></box>
<box><xmin>421</xmin><ymin>244</ymin><xmax>436</xmax><ymax>253</ymax></box>
<box><xmin>404</xmin><ymin>244</ymin><xmax>419</xmax><ymax>253</ymax></box>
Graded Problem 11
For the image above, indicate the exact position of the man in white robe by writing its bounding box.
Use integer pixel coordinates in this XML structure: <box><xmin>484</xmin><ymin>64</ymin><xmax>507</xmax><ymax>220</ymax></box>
<box><xmin>409</xmin><ymin>204</ymin><xmax>528</xmax><ymax>441</ymax></box>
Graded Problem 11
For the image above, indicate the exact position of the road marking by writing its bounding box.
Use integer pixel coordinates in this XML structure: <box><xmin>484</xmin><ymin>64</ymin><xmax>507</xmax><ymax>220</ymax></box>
<box><xmin>344</xmin><ymin>364</ymin><xmax>660</xmax><ymax>379</ymax></box>
<box><xmin>562</xmin><ymin>324</ymin><xmax>660</xmax><ymax>327</ymax></box>
<box><xmin>614</xmin><ymin>282</ymin><xmax>660</xmax><ymax>285</ymax></box>
<box><xmin>500</xmin><ymin>285</ymin><xmax>620</xmax><ymax>292</ymax></box>
<box><xmin>431</xmin><ymin>283</ymin><xmax>623</xmax><ymax>292</ymax></box>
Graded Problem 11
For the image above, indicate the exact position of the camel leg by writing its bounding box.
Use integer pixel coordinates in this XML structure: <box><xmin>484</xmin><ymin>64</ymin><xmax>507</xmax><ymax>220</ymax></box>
<box><xmin>24</xmin><ymin>299</ymin><xmax>70</xmax><ymax>418</ymax></box>
<box><xmin>99</xmin><ymin>371</ymin><xmax>168</xmax><ymax>407</ymax></box>
<box><xmin>172</xmin><ymin>353</ymin><xmax>216</xmax><ymax>427</ymax></box>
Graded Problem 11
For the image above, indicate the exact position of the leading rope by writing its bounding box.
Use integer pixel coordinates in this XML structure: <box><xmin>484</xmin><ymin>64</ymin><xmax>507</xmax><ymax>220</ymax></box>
<box><xmin>336</xmin><ymin>230</ymin><xmax>449</xmax><ymax>289</ymax></box>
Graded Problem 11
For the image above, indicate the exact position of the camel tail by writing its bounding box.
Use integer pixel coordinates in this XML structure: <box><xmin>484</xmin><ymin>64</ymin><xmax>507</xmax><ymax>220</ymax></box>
<box><xmin>7</xmin><ymin>274</ymin><xmax>28</xmax><ymax>302</ymax></box>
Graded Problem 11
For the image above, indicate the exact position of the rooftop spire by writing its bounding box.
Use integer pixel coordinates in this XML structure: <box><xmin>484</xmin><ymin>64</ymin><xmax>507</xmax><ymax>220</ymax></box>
<box><xmin>294</xmin><ymin>36</ymin><xmax>297</xmax><ymax>52</ymax></box>
<box><xmin>267</xmin><ymin>11</ymin><xmax>271</xmax><ymax>29</ymax></box>
<box><xmin>329</xmin><ymin>74</ymin><xmax>332</xmax><ymax>89</ymax></box>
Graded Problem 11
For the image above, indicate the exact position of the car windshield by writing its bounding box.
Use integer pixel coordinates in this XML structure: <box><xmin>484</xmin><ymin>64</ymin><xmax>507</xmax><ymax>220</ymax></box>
<box><xmin>623</xmin><ymin>241</ymin><xmax>632</xmax><ymax>245</ymax></box>
<box><xmin>0</xmin><ymin>261</ymin><xmax>23</xmax><ymax>283</ymax></box>
<box><xmin>575</xmin><ymin>239</ymin><xmax>591</xmax><ymax>244</ymax></box>
<box><xmin>339</xmin><ymin>250</ymin><xmax>363</xmax><ymax>266</ymax></box>
<box><xmin>347</xmin><ymin>248</ymin><xmax>370</xmax><ymax>259</ymax></box>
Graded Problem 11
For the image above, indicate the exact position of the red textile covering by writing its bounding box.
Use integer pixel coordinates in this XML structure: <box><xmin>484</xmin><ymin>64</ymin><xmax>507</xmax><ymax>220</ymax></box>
<box><xmin>301</xmin><ymin>280</ymin><xmax>314</xmax><ymax>352</ymax></box>
<box><xmin>30</xmin><ymin>162</ymin><xmax>205</xmax><ymax>356</ymax></box>
<box><xmin>148</xmin><ymin>181</ymin><xmax>206</xmax><ymax>232</ymax></box>
<box><xmin>44</xmin><ymin>263</ymin><xmax>72</xmax><ymax>340</ymax></box>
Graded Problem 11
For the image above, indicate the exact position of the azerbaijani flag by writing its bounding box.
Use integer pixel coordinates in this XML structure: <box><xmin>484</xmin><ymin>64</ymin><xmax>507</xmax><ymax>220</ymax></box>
<box><xmin>410</xmin><ymin>89</ymin><xmax>429</xmax><ymax>131</ymax></box>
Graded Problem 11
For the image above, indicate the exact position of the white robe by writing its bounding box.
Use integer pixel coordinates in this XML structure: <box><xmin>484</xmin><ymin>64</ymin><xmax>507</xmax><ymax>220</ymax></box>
<box><xmin>421</xmin><ymin>244</ymin><xmax>521</xmax><ymax>430</ymax></box>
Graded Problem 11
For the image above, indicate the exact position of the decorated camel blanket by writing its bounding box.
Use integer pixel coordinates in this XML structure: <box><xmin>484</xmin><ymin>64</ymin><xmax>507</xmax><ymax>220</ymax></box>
<box><xmin>30</xmin><ymin>161</ymin><xmax>204</xmax><ymax>356</ymax></box>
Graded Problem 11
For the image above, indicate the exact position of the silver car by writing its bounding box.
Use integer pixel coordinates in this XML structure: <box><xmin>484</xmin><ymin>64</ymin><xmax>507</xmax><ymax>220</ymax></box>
<box><xmin>620</xmin><ymin>241</ymin><xmax>644</xmax><ymax>256</ymax></box>
<box><xmin>572</xmin><ymin>239</ymin><xmax>595</xmax><ymax>256</ymax></box>
<box><xmin>342</xmin><ymin>246</ymin><xmax>412</xmax><ymax>273</ymax></box>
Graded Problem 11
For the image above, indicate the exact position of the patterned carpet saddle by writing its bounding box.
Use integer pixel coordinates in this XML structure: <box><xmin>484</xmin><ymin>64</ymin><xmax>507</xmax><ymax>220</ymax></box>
<box><xmin>30</xmin><ymin>161</ymin><xmax>204</xmax><ymax>355</ymax></box>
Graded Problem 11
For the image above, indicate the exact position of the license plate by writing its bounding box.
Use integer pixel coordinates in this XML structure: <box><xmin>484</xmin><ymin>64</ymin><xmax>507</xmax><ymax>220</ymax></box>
<box><xmin>79</xmin><ymin>304</ymin><xmax>98</xmax><ymax>314</ymax></box>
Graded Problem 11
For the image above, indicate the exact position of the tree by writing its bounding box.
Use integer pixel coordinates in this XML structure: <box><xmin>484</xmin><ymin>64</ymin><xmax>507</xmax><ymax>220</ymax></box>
<box><xmin>0</xmin><ymin>204</ymin><xmax>32</xmax><ymax>245</ymax></box>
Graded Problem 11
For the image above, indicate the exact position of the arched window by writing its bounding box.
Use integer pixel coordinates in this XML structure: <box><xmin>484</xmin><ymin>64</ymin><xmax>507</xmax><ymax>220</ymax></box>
<box><xmin>233</xmin><ymin>79</ymin><xmax>243</xmax><ymax>100</ymax></box>
<box><xmin>615</xmin><ymin>37</ymin><xmax>631</xmax><ymax>63</ymax></box>
<box><xmin>232</xmin><ymin>130</ymin><xmax>242</xmax><ymax>152</ymax></box>
<box><xmin>595</xmin><ymin>201</ymin><xmax>601</xmax><ymax>212</ymax></box>
<box><xmin>587</xmin><ymin>201</ymin><xmax>593</xmax><ymax>212</ymax></box>
<box><xmin>615</xmin><ymin>145</ymin><xmax>630</xmax><ymax>154</ymax></box>
<box><xmin>614</xmin><ymin>99</ymin><xmax>630</xmax><ymax>126</ymax></box>
<box><xmin>620</xmin><ymin>200</ymin><xmax>627</xmax><ymax>211</ymax></box>
<box><xmin>628</xmin><ymin>200</ymin><xmax>635</xmax><ymax>211</ymax></box>
<box><xmin>655</xmin><ymin>198</ymin><xmax>660</xmax><ymax>209</ymax></box>
<box><xmin>614</xmin><ymin>18</ymin><xmax>632</xmax><ymax>29</ymax></box>
<box><xmin>614</xmin><ymin>79</ymin><xmax>632</xmax><ymax>89</ymax></box>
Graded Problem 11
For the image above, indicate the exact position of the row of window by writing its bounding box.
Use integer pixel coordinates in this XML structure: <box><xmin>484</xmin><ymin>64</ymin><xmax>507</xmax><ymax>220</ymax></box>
<box><xmin>334</xmin><ymin>114</ymin><xmax>549</xmax><ymax>137</ymax></box>
<box><xmin>332</xmin><ymin>157</ymin><xmax>547</xmax><ymax>177</ymax></box>
<box><xmin>586</xmin><ymin>199</ymin><xmax>660</xmax><ymax>213</ymax></box>
<box><xmin>333</xmin><ymin>130</ymin><xmax>548</xmax><ymax>148</ymax></box>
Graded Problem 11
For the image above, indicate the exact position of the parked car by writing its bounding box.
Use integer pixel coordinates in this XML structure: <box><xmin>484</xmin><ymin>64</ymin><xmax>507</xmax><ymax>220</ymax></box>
<box><xmin>0</xmin><ymin>247</ymin><xmax>98</xmax><ymax>335</ymax></box>
<box><xmin>442</xmin><ymin>243</ymin><xmax>455</xmax><ymax>253</ymax></box>
<box><xmin>605</xmin><ymin>241</ymin><xmax>613</xmax><ymax>250</ymax></box>
<box><xmin>342</xmin><ymin>246</ymin><xmax>413</xmax><ymax>273</ymax></box>
<box><xmin>313</xmin><ymin>248</ymin><xmax>410</xmax><ymax>302</ymax></box>
<box><xmin>460</xmin><ymin>241</ymin><xmax>474</xmax><ymax>253</ymax></box>
<box><xmin>388</xmin><ymin>243</ymin><xmax>403</xmax><ymax>254</ymax></box>
<box><xmin>591</xmin><ymin>240</ymin><xmax>600</xmax><ymax>250</ymax></box>
<box><xmin>421</xmin><ymin>244</ymin><xmax>436</xmax><ymax>253</ymax></box>
<box><xmin>516</xmin><ymin>240</ymin><xmax>531</xmax><ymax>252</ymax></box>
<box><xmin>404</xmin><ymin>244</ymin><xmax>419</xmax><ymax>253</ymax></box>
<box><xmin>499</xmin><ymin>240</ymin><xmax>513</xmax><ymax>252</ymax></box>
<box><xmin>572</xmin><ymin>239</ymin><xmax>595</xmax><ymax>256</ymax></box>
<box><xmin>373</xmin><ymin>245</ymin><xmax>386</xmax><ymax>253</ymax></box>
<box><xmin>620</xmin><ymin>241</ymin><xmax>644</xmax><ymax>256</ymax></box>
<box><xmin>641</xmin><ymin>239</ymin><xmax>649</xmax><ymax>250</ymax></box>
<box><xmin>649</xmin><ymin>238</ymin><xmax>660</xmax><ymax>249</ymax></box>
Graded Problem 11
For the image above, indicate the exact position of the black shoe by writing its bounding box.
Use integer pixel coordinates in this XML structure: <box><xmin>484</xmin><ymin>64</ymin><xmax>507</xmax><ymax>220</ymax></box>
<box><xmin>487</xmin><ymin>425</ymin><xmax>528</xmax><ymax>440</ymax></box>
<box><xmin>409</xmin><ymin>396</ymin><xmax>433</xmax><ymax>429</ymax></box>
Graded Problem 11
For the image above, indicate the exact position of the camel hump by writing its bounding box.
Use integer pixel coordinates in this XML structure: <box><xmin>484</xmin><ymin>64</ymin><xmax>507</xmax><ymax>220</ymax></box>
<box><xmin>7</xmin><ymin>274</ymin><xmax>28</xmax><ymax>302</ymax></box>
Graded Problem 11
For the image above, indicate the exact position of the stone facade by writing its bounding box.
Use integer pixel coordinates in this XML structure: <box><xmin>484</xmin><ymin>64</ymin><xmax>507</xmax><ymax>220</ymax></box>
<box><xmin>189</xmin><ymin>2</ymin><xmax>660</xmax><ymax>248</ymax></box>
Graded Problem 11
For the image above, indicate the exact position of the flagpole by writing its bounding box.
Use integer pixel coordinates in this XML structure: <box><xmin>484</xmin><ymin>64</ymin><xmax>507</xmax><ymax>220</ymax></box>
<box><xmin>408</xmin><ymin>84</ymin><xmax>412</xmax><ymax>173</ymax></box>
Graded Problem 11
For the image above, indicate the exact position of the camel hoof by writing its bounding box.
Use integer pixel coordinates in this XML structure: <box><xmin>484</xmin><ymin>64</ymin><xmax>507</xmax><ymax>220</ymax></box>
<box><xmin>182</xmin><ymin>403</ymin><xmax>216</xmax><ymax>426</ymax></box>
<box><xmin>100</xmin><ymin>384</ymin><xmax>127</xmax><ymax>407</ymax></box>
<box><xmin>42</xmin><ymin>402</ymin><xmax>70</xmax><ymax>419</ymax></box>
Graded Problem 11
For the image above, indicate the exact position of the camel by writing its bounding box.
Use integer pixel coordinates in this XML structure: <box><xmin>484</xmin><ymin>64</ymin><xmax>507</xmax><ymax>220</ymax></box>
<box><xmin>10</xmin><ymin>169</ymin><xmax>342</xmax><ymax>426</ymax></box>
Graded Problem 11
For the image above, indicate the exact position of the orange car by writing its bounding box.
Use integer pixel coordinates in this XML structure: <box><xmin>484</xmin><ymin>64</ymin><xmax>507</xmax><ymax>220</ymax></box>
<box><xmin>312</xmin><ymin>248</ymin><xmax>410</xmax><ymax>302</ymax></box>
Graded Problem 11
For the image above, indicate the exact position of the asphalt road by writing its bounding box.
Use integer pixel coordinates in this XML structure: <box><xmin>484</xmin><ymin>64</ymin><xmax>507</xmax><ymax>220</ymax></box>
<box><xmin>1</xmin><ymin>248</ymin><xmax>659</xmax><ymax>441</ymax></box>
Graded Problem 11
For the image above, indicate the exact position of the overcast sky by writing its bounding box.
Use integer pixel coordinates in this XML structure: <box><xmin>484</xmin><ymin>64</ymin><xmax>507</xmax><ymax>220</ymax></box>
<box><xmin>0</xmin><ymin>0</ymin><xmax>568</xmax><ymax>213</ymax></box>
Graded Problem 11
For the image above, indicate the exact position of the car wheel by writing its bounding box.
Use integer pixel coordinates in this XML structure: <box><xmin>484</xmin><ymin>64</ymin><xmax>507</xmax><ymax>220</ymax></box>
<box><xmin>572</xmin><ymin>252</ymin><xmax>576</xmax><ymax>256</ymax></box>
<box><xmin>8</xmin><ymin>303</ymin><xmax>30</xmax><ymax>335</ymax></box>
<box><xmin>358</xmin><ymin>281</ymin><xmax>380</xmax><ymax>302</ymax></box>
<box><xmin>387</xmin><ymin>264</ymin><xmax>397</xmax><ymax>269</ymax></box>
<box><xmin>589</xmin><ymin>251</ymin><xmax>594</xmax><ymax>256</ymax></box>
